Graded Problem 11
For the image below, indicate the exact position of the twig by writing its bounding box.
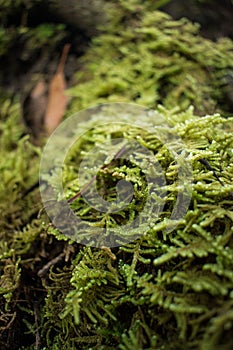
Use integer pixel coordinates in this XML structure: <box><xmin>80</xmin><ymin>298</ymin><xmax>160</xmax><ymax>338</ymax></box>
<box><xmin>67</xmin><ymin>143</ymin><xmax>127</xmax><ymax>204</ymax></box>
<box><xmin>33</xmin><ymin>302</ymin><xmax>40</xmax><ymax>350</ymax></box>
<box><xmin>199</xmin><ymin>158</ymin><xmax>233</xmax><ymax>198</ymax></box>
<box><xmin>199</xmin><ymin>158</ymin><xmax>224</xmax><ymax>186</ymax></box>
<box><xmin>37</xmin><ymin>251</ymin><xmax>65</xmax><ymax>278</ymax></box>
<box><xmin>67</xmin><ymin>175</ymin><xmax>96</xmax><ymax>204</ymax></box>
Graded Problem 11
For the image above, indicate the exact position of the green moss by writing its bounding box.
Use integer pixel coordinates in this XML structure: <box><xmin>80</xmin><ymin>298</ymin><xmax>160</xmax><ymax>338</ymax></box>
<box><xmin>38</xmin><ymin>106</ymin><xmax>233</xmax><ymax>350</ymax></box>
<box><xmin>0</xmin><ymin>2</ymin><xmax>233</xmax><ymax>349</ymax></box>
<box><xmin>0</xmin><ymin>96</ymin><xmax>44</xmax><ymax>347</ymax></box>
<box><xmin>68</xmin><ymin>5</ymin><xmax>233</xmax><ymax>115</ymax></box>
<box><xmin>0</xmin><ymin>0</ymin><xmax>67</xmax><ymax>67</ymax></box>
<box><xmin>2</xmin><ymin>104</ymin><xmax>231</xmax><ymax>349</ymax></box>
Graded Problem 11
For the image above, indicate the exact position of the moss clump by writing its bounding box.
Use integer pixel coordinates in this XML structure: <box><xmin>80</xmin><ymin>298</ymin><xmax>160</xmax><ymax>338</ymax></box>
<box><xmin>0</xmin><ymin>96</ymin><xmax>43</xmax><ymax>348</ymax></box>
<box><xmin>68</xmin><ymin>3</ymin><xmax>233</xmax><ymax>115</ymax></box>
<box><xmin>39</xmin><ymin>105</ymin><xmax>233</xmax><ymax>350</ymax></box>
<box><xmin>0</xmin><ymin>1</ymin><xmax>233</xmax><ymax>349</ymax></box>
<box><xmin>1</xmin><ymin>100</ymin><xmax>233</xmax><ymax>349</ymax></box>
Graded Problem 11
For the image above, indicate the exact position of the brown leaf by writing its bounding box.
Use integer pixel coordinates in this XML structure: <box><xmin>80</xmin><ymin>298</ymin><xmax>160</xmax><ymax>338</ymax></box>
<box><xmin>44</xmin><ymin>44</ymin><xmax>71</xmax><ymax>134</ymax></box>
<box><xmin>22</xmin><ymin>79</ymin><xmax>48</xmax><ymax>138</ymax></box>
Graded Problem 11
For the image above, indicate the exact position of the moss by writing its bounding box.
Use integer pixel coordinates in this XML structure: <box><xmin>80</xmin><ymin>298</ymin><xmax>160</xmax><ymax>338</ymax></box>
<box><xmin>38</xmin><ymin>106</ymin><xmax>233</xmax><ymax>350</ymax></box>
<box><xmin>0</xmin><ymin>95</ymin><xmax>44</xmax><ymax>348</ymax></box>
<box><xmin>1</xmin><ymin>101</ymin><xmax>233</xmax><ymax>349</ymax></box>
<box><xmin>0</xmin><ymin>0</ymin><xmax>67</xmax><ymax>57</ymax></box>
<box><xmin>0</xmin><ymin>1</ymin><xmax>233</xmax><ymax>349</ymax></box>
<box><xmin>68</xmin><ymin>4</ymin><xmax>233</xmax><ymax>115</ymax></box>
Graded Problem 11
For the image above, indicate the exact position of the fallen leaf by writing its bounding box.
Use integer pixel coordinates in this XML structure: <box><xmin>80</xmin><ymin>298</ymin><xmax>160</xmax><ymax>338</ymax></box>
<box><xmin>22</xmin><ymin>79</ymin><xmax>48</xmax><ymax>138</ymax></box>
<box><xmin>44</xmin><ymin>44</ymin><xmax>71</xmax><ymax>134</ymax></box>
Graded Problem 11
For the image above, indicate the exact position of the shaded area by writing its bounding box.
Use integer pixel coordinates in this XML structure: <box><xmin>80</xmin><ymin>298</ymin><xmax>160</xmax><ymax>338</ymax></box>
<box><xmin>162</xmin><ymin>0</ymin><xmax>233</xmax><ymax>40</ymax></box>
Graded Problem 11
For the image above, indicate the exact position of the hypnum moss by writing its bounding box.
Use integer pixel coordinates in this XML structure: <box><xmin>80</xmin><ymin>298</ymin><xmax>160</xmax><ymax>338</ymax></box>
<box><xmin>42</xmin><ymin>106</ymin><xmax>233</xmax><ymax>350</ymax></box>
<box><xmin>1</xmin><ymin>99</ymin><xmax>233</xmax><ymax>349</ymax></box>
<box><xmin>68</xmin><ymin>6</ymin><xmax>233</xmax><ymax>115</ymax></box>
<box><xmin>0</xmin><ymin>2</ymin><xmax>233</xmax><ymax>349</ymax></box>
